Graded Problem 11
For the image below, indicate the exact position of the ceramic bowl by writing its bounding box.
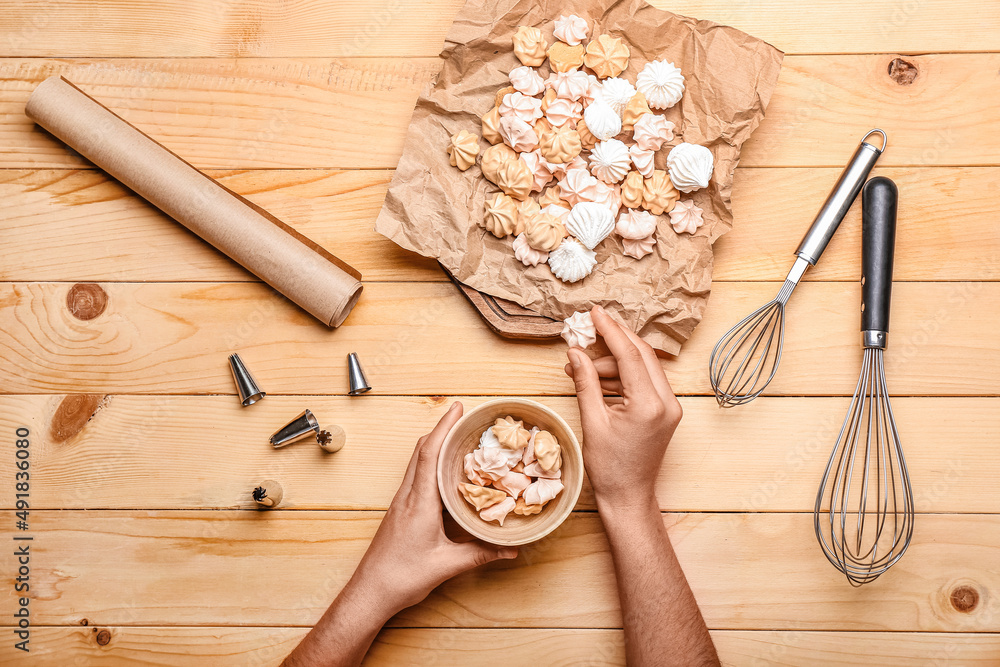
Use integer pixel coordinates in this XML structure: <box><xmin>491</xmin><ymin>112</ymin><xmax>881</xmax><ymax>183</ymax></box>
<box><xmin>437</xmin><ymin>398</ymin><xmax>583</xmax><ymax>546</ymax></box>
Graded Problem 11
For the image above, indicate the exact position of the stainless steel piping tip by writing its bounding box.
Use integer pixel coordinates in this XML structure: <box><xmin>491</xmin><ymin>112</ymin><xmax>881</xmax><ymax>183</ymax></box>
<box><xmin>270</xmin><ymin>409</ymin><xmax>321</xmax><ymax>448</ymax></box>
<box><xmin>229</xmin><ymin>353</ymin><xmax>266</xmax><ymax>406</ymax></box>
<box><xmin>347</xmin><ymin>352</ymin><xmax>371</xmax><ymax>395</ymax></box>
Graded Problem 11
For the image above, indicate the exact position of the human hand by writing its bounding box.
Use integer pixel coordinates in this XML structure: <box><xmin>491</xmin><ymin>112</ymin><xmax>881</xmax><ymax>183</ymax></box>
<box><xmin>348</xmin><ymin>402</ymin><xmax>519</xmax><ymax>616</ymax></box>
<box><xmin>564</xmin><ymin>306</ymin><xmax>682</xmax><ymax>512</ymax></box>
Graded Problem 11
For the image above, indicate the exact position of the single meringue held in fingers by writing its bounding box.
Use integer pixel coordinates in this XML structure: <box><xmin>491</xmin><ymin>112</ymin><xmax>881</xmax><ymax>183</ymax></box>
<box><xmin>561</xmin><ymin>310</ymin><xmax>597</xmax><ymax>349</ymax></box>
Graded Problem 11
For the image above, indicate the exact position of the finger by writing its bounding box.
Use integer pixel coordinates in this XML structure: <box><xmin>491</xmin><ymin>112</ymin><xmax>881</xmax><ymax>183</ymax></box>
<box><xmin>445</xmin><ymin>540</ymin><xmax>519</xmax><ymax>576</ymax></box>
<box><xmin>599</xmin><ymin>378</ymin><xmax>624</xmax><ymax>395</ymax></box>
<box><xmin>617</xmin><ymin>325</ymin><xmax>676</xmax><ymax>404</ymax></box>
<box><xmin>590</xmin><ymin>306</ymin><xmax>656</xmax><ymax>396</ymax></box>
<box><xmin>566</xmin><ymin>356</ymin><xmax>620</xmax><ymax>379</ymax></box>
<box><xmin>399</xmin><ymin>434</ymin><xmax>428</xmax><ymax>493</ymax></box>
<box><xmin>568</xmin><ymin>348</ymin><xmax>607</xmax><ymax>419</ymax></box>
<box><xmin>411</xmin><ymin>401</ymin><xmax>464</xmax><ymax>497</ymax></box>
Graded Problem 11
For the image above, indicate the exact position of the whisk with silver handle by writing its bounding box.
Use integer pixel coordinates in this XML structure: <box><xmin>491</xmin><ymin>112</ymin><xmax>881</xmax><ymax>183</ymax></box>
<box><xmin>709</xmin><ymin>130</ymin><xmax>887</xmax><ymax>407</ymax></box>
<box><xmin>815</xmin><ymin>176</ymin><xmax>913</xmax><ymax>586</ymax></box>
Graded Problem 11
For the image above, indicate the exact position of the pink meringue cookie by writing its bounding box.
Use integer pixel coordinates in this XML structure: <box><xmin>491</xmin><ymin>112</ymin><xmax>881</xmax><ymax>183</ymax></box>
<box><xmin>622</xmin><ymin>233</ymin><xmax>656</xmax><ymax>259</ymax></box>
<box><xmin>520</xmin><ymin>150</ymin><xmax>553</xmax><ymax>192</ymax></box>
<box><xmin>559</xmin><ymin>168</ymin><xmax>600</xmax><ymax>206</ymax></box>
<box><xmin>632</xmin><ymin>113</ymin><xmax>675</xmax><ymax>151</ymax></box>
<box><xmin>545</xmin><ymin>70</ymin><xmax>591</xmax><ymax>101</ymax></box>
<box><xmin>669</xmin><ymin>198</ymin><xmax>705</xmax><ymax>234</ymax></box>
<box><xmin>546</xmin><ymin>154</ymin><xmax>587</xmax><ymax>179</ymax></box>
<box><xmin>583</xmin><ymin>74</ymin><xmax>603</xmax><ymax>105</ymax></box>
<box><xmin>523</xmin><ymin>478</ymin><xmax>565</xmax><ymax>506</ymax></box>
<box><xmin>499</xmin><ymin>117</ymin><xmax>539</xmax><ymax>152</ymax></box>
<box><xmin>522</xmin><ymin>460</ymin><xmax>562</xmax><ymax>479</ymax></box>
<box><xmin>616</xmin><ymin>209</ymin><xmax>657</xmax><ymax>239</ymax></box>
<box><xmin>493</xmin><ymin>470</ymin><xmax>532</xmax><ymax>500</ymax></box>
<box><xmin>561</xmin><ymin>310</ymin><xmax>597</xmax><ymax>349</ymax></box>
<box><xmin>500</xmin><ymin>91</ymin><xmax>543</xmax><ymax>124</ymax></box>
<box><xmin>553</xmin><ymin>14</ymin><xmax>589</xmax><ymax>46</ymax></box>
<box><xmin>509</xmin><ymin>65</ymin><xmax>545</xmax><ymax>96</ymax></box>
<box><xmin>464</xmin><ymin>452</ymin><xmax>491</xmax><ymax>486</ymax></box>
<box><xmin>513</xmin><ymin>232</ymin><xmax>549</xmax><ymax>266</ymax></box>
<box><xmin>541</xmin><ymin>203</ymin><xmax>570</xmax><ymax>219</ymax></box>
<box><xmin>474</xmin><ymin>445</ymin><xmax>514</xmax><ymax>481</ymax></box>
<box><xmin>629</xmin><ymin>145</ymin><xmax>655</xmax><ymax>177</ymax></box>
<box><xmin>479</xmin><ymin>496</ymin><xmax>516</xmax><ymax>525</ymax></box>
<box><xmin>592</xmin><ymin>179</ymin><xmax>622</xmax><ymax>215</ymax></box>
<box><xmin>545</xmin><ymin>97</ymin><xmax>583</xmax><ymax>127</ymax></box>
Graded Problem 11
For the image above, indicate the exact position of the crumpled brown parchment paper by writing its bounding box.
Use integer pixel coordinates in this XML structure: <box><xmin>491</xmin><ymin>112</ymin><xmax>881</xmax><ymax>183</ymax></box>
<box><xmin>375</xmin><ymin>0</ymin><xmax>783</xmax><ymax>354</ymax></box>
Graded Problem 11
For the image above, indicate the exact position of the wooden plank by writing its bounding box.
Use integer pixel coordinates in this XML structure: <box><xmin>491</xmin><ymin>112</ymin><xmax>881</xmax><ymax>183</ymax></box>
<box><xmin>0</xmin><ymin>281</ymin><xmax>997</xmax><ymax>396</ymax></box>
<box><xmin>4</xmin><ymin>0</ymin><xmax>999</xmax><ymax>57</ymax></box>
<box><xmin>0</xmin><ymin>394</ymin><xmax>995</xmax><ymax>513</ymax></box>
<box><xmin>3</xmin><ymin>511</ymin><xmax>998</xmax><ymax>631</ymax></box>
<box><xmin>2</xmin><ymin>55</ymin><xmax>999</xmax><ymax>169</ymax></box>
<box><xmin>9</xmin><ymin>627</ymin><xmax>1000</xmax><ymax>666</ymax></box>
<box><xmin>2</xmin><ymin>166</ymin><xmax>998</xmax><ymax>283</ymax></box>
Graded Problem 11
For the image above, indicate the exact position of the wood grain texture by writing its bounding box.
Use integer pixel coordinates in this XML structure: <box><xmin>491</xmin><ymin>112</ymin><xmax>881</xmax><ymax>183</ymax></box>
<box><xmin>3</xmin><ymin>55</ymin><xmax>1000</xmax><ymax>169</ymax></box>
<box><xmin>2</xmin><ymin>166</ymin><xmax>998</xmax><ymax>283</ymax></box>
<box><xmin>3</xmin><ymin>511</ymin><xmax>998</xmax><ymax>631</ymax></box>
<box><xmin>4</xmin><ymin>0</ymin><xmax>1000</xmax><ymax>57</ymax></box>
<box><xmin>8</xmin><ymin>627</ymin><xmax>1000</xmax><ymax>665</ymax></box>
<box><xmin>0</xmin><ymin>394</ymin><xmax>995</xmax><ymax>513</ymax></box>
<box><xmin>0</xmin><ymin>281</ymin><xmax>996</xmax><ymax>396</ymax></box>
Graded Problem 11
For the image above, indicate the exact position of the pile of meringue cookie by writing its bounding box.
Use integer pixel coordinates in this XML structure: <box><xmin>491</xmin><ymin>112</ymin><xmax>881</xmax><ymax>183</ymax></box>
<box><xmin>446</xmin><ymin>14</ymin><xmax>714</xmax><ymax>284</ymax></box>
<box><xmin>459</xmin><ymin>416</ymin><xmax>565</xmax><ymax>526</ymax></box>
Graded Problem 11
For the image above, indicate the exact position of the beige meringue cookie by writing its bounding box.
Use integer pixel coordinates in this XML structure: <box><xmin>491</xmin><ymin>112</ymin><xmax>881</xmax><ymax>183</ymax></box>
<box><xmin>590</xmin><ymin>139</ymin><xmax>631</xmax><ymax>184</ymax></box>
<box><xmin>538</xmin><ymin>186</ymin><xmax>567</xmax><ymax>209</ymax></box>
<box><xmin>483</xmin><ymin>192</ymin><xmax>519</xmax><ymax>238</ymax></box>
<box><xmin>499</xmin><ymin>116</ymin><xmax>539</xmax><ymax>153</ymax></box>
<box><xmin>464</xmin><ymin>452</ymin><xmax>491</xmax><ymax>486</ymax></box>
<box><xmin>494</xmin><ymin>85</ymin><xmax>516</xmax><ymax>108</ymax></box>
<box><xmin>561</xmin><ymin>310</ymin><xmax>597</xmax><ymax>349</ymax></box>
<box><xmin>600</xmin><ymin>77</ymin><xmax>636</xmax><ymax>115</ymax></box>
<box><xmin>522</xmin><ymin>460</ymin><xmax>561</xmax><ymax>479</ymax></box>
<box><xmin>636</xmin><ymin>60</ymin><xmax>685</xmax><ymax>109</ymax></box>
<box><xmin>548</xmin><ymin>41</ymin><xmax>585</xmax><ymax>73</ymax></box>
<box><xmin>620</xmin><ymin>170</ymin><xmax>644</xmax><ymax>208</ymax></box>
<box><xmin>513</xmin><ymin>232</ymin><xmax>548</xmax><ymax>266</ymax></box>
<box><xmin>509</xmin><ymin>65</ymin><xmax>545</xmax><ymax>96</ymax></box>
<box><xmin>545</xmin><ymin>97</ymin><xmax>582</xmax><ymax>128</ymax></box>
<box><xmin>492</xmin><ymin>470</ymin><xmax>532</xmax><ymax>500</ymax></box>
<box><xmin>493</xmin><ymin>416</ymin><xmax>530</xmax><ymax>450</ymax></box>
<box><xmin>459</xmin><ymin>482</ymin><xmax>507</xmax><ymax>511</ymax></box>
<box><xmin>629</xmin><ymin>144</ymin><xmax>655</xmax><ymax>177</ymax></box>
<box><xmin>622</xmin><ymin>94</ymin><xmax>652</xmax><ymax>131</ymax></box>
<box><xmin>632</xmin><ymin>113</ymin><xmax>675</xmax><ymax>151</ymax></box>
<box><xmin>575</xmin><ymin>117</ymin><xmax>598</xmax><ymax>150</ymax></box>
<box><xmin>642</xmin><ymin>169</ymin><xmax>679</xmax><ymax>215</ymax></box>
<box><xmin>533</xmin><ymin>116</ymin><xmax>554</xmax><ymax>149</ymax></box>
<box><xmin>513</xmin><ymin>26</ymin><xmax>547</xmax><ymax>66</ymax></box>
<box><xmin>583</xmin><ymin>34</ymin><xmax>630</xmax><ymax>79</ymax></box>
<box><xmin>667</xmin><ymin>143</ymin><xmax>714</xmax><ymax>193</ymax></box>
<box><xmin>622</xmin><ymin>233</ymin><xmax>656</xmax><ymax>259</ymax></box>
<box><xmin>520</xmin><ymin>149</ymin><xmax>553</xmax><ymax>192</ymax></box>
<box><xmin>516</xmin><ymin>197</ymin><xmax>541</xmax><ymax>224</ymax></box>
<box><xmin>500</xmin><ymin>91</ymin><xmax>543</xmax><ymax>124</ymax></box>
<box><xmin>447</xmin><ymin>129</ymin><xmax>480</xmax><ymax>171</ymax></box>
<box><xmin>481</xmin><ymin>106</ymin><xmax>503</xmax><ymax>145</ymax></box>
<box><xmin>565</xmin><ymin>201</ymin><xmax>614</xmax><ymax>249</ymax></box>
<box><xmin>533</xmin><ymin>430</ymin><xmax>562</xmax><ymax>472</ymax></box>
<box><xmin>523</xmin><ymin>477</ymin><xmax>564</xmax><ymax>506</ymax></box>
<box><xmin>480</xmin><ymin>496</ymin><xmax>517</xmax><ymax>525</ymax></box>
<box><xmin>546</xmin><ymin>69</ymin><xmax>591</xmax><ymax>101</ymax></box>
<box><xmin>541</xmin><ymin>203</ymin><xmax>570</xmax><ymax>220</ymax></box>
<box><xmin>513</xmin><ymin>497</ymin><xmax>544</xmax><ymax>516</ymax></box>
<box><xmin>669</xmin><ymin>198</ymin><xmax>705</xmax><ymax>234</ymax></box>
<box><xmin>480</xmin><ymin>143</ymin><xmax>518</xmax><ymax>184</ymax></box>
<box><xmin>539</xmin><ymin>124</ymin><xmax>582</xmax><ymax>164</ymax></box>
<box><xmin>559</xmin><ymin>167</ymin><xmax>600</xmax><ymax>206</ymax></box>
<box><xmin>553</xmin><ymin>14</ymin><xmax>589</xmax><ymax>46</ymax></box>
<box><xmin>616</xmin><ymin>208</ymin><xmax>657</xmax><ymax>240</ymax></box>
<box><xmin>524</xmin><ymin>211</ymin><xmax>567</xmax><ymax>251</ymax></box>
<box><xmin>548</xmin><ymin>237</ymin><xmax>596</xmax><ymax>282</ymax></box>
<box><xmin>591</xmin><ymin>179</ymin><xmax>622</xmax><ymax>215</ymax></box>
<box><xmin>496</xmin><ymin>157</ymin><xmax>533</xmax><ymax>201</ymax></box>
<box><xmin>582</xmin><ymin>98</ymin><xmax>621</xmax><ymax>141</ymax></box>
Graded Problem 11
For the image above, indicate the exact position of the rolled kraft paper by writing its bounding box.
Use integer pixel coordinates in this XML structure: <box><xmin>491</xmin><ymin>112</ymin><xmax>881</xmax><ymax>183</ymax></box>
<box><xmin>25</xmin><ymin>76</ymin><xmax>363</xmax><ymax>328</ymax></box>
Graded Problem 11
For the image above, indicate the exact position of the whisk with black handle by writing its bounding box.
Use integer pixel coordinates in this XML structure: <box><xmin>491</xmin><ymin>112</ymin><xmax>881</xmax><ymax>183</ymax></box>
<box><xmin>815</xmin><ymin>176</ymin><xmax>914</xmax><ymax>586</ymax></box>
<box><xmin>709</xmin><ymin>130</ymin><xmax>887</xmax><ymax>407</ymax></box>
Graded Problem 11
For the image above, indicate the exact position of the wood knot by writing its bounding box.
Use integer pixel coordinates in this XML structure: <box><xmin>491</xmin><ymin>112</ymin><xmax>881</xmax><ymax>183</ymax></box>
<box><xmin>51</xmin><ymin>394</ymin><xmax>106</xmax><ymax>443</ymax></box>
<box><xmin>66</xmin><ymin>283</ymin><xmax>108</xmax><ymax>321</ymax></box>
<box><xmin>887</xmin><ymin>58</ymin><xmax>918</xmax><ymax>85</ymax></box>
<box><xmin>95</xmin><ymin>629</ymin><xmax>111</xmax><ymax>646</ymax></box>
<box><xmin>950</xmin><ymin>585</ymin><xmax>979</xmax><ymax>612</ymax></box>
<box><xmin>79</xmin><ymin>618</ymin><xmax>88</xmax><ymax>626</ymax></box>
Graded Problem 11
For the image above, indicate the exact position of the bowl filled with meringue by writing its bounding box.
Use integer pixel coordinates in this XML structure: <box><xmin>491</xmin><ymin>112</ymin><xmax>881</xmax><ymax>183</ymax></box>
<box><xmin>437</xmin><ymin>398</ymin><xmax>583</xmax><ymax>546</ymax></box>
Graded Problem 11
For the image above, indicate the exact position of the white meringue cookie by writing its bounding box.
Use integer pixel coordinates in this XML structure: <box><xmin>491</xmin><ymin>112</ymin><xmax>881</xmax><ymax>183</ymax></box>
<box><xmin>622</xmin><ymin>233</ymin><xmax>656</xmax><ymax>259</ymax></box>
<box><xmin>565</xmin><ymin>202</ymin><xmax>614</xmax><ymax>249</ymax></box>
<box><xmin>616</xmin><ymin>209</ymin><xmax>658</xmax><ymax>240</ymax></box>
<box><xmin>667</xmin><ymin>143</ymin><xmax>714</xmax><ymax>193</ymax></box>
<box><xmin>545</xmin><ymin>70</ymin><xmax>591</xmax><ymax>101</ymax></box>
<box><xmin>629</xmin><ymin>144</ymin><xmax>655</xmax><ymax>177</ymax></box>
<box><xmin>513</xmin><ymin>232</ymin><xmax>549</xmax><ymax>266</ymax></box>
<box><xmin>553</xmin><ymin>14</ymin><xmax>589</xmax><ymax>46</ymax></box>
<box><xmin>561</xmin><ymin>310</ymin><xmax>597</xmax><ymax>349</ymax></box>
<box><xmin>582</xmin><ymin>98</ymin><xmax>621</xmax><ymax>141</ymax></box>
<box><xmin>589</xmin><ymin>139</ymin><xmax>631</xmax><ymax>183</ymax></box>
<box><xmin>523</xmin><ymin>478</ymin><xmax>564</xmax><ymax>506</ymax></box>
<box><xmin>632</xmin><ymin>113</ymin><xmax>675</xmax><ymax>151</ymax></box>
<box><xmin>509</xmin><ymin>66</ymin><xmax>545</xmax><ymax>96</ymax></box>
<box><xmin>479</xmin><ymin>496</ymin><xmax>516</xmax><ymax>525</ymax></box>
<box><xmin>636</xmin><ymin>60</ymin><xmax>685</xmax><ymax>109</ymax></box>
<box><xmin>600</xmin><ymin>77</ymin><xmax>636</xmax><ymax>116</ymax></box>
<box><xmin>548</xmin><ymin>238</ymin><xmax>597</xmax><ymax>283</ymax></box>
<box><xmin>480</xmin><ymin>426</ymin><xmax>523</xmax><ymax>466</ymax></box>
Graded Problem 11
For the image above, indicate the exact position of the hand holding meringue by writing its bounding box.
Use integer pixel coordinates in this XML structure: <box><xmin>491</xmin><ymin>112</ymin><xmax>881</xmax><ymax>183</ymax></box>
<box><xmin>561</xmin><ymin>310</ymin><xmax>597</xmax><ymax>349</ymax></box>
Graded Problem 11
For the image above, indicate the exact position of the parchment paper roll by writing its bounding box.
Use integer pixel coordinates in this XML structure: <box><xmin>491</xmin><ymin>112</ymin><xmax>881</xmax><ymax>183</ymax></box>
<box><xmin>26</xmin><ymin>76</ymin><xmax>363</xmax><ymax>327</ymax></box>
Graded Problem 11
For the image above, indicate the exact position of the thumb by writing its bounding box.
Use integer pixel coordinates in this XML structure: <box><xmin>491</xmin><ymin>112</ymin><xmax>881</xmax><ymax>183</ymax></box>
<box><xmin>568</xmin><ymin>348</ymin><xmax>605</xmax><ymax>416</ymax></box>
<box><xmin>447</xmin><ymin>540</ymin><xmax>519</xmax><ymax>575</ymax></box>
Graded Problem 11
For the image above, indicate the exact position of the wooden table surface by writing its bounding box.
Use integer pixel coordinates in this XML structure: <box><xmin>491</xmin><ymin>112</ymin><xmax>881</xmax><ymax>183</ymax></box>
<box><xmin>2</xmin><ymin>1</ymin><xmax>999</xmax><ymax>664</ymax></box>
